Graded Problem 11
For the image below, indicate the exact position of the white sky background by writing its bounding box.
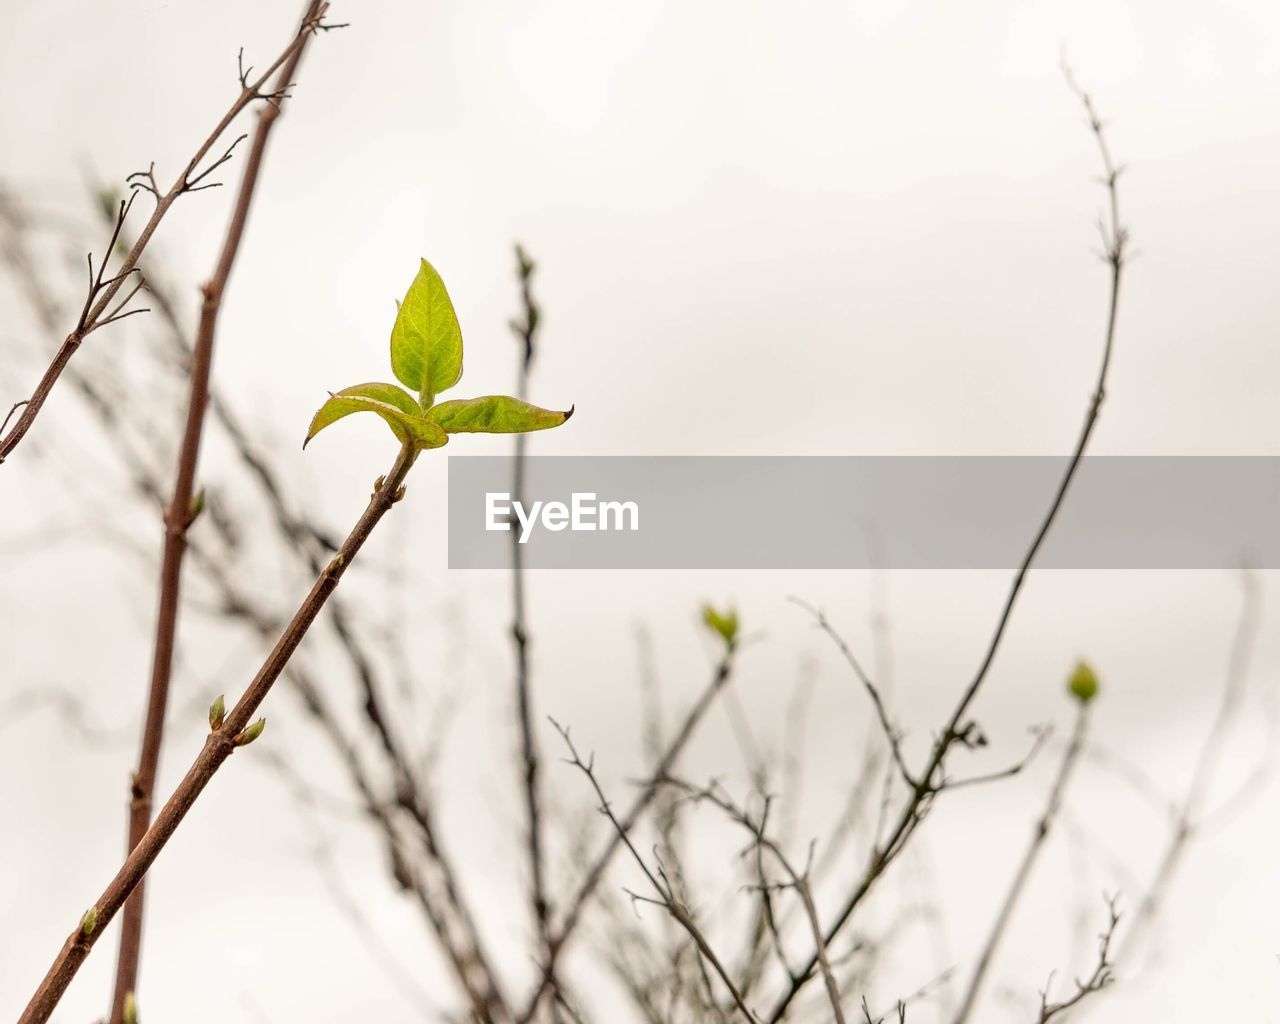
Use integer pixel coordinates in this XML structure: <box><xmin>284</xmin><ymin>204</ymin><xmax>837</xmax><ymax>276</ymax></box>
<box><xmin>2</xmin><ymin>0</ymin><xmax>1280</xmax><ymax>1021</ymax></box>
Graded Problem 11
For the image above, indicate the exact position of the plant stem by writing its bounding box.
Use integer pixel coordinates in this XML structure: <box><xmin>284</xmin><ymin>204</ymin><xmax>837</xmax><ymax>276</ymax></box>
<box><xmin>17</xmin><ymin>443</ymin><xmax>416</xmax><ymax>1024</ymax></box>
<box><xmin>106</xmin><ymin>7</ymin><xmax>323</xmax><ymax>1021</ymax></box>
<box><xmin>508</xmin><ymin>245</ymin><xmax>559</xmax><ymax>1020</ymax></box>
<box><xmin>1118</xmin><ymin>569</ymin><xmax>1261</xmax><ymax>966</ymax></box>
<box><xmin>765</xmin><ymin>69</ymin><xmax>1127</xmax><ymax>1022</ymax></box>
<box><xmin>520</xmin><ymin>650</ymin><xmax>736</xmax><ymax>1022</ymax></box>
<box><xmin>951</xmin><ymin>705</ymin><xmax>1090</xmax><ymax>1024</ymax></box>
<box><xmin>5</xmin><ymin>192</ymin><xmax>515</xmax><ymax>1021</ymax></box>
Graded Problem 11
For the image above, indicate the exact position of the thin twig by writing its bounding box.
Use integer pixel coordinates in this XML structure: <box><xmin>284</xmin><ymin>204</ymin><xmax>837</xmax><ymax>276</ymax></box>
<box><xmin>520</xmin><ymin>649</ymin><xmax>738</xmax><ymax>1021</ymax></box>
<box><xmin>0</xmin><ymin>2</ymin><xmax>339</xmax><ymax>465</ymax></box>
<box><xmin>951</xmin><ymin>703</ymin><xmax>1091</xmax><ymax>1024</ymax></box>
<box><xmin>663</xmin><ymin>778</ymin><xmax>849</xmax><ymax>1024</ymax></box>
<box><xmin>790</xmin><ymin>598</ymin><xmax>914</xmax><ymax>788</ymax></box>
<box><xmin>258</xmin><ymin>749</ymin><xmax>439</xmax><ymax>1018</ymax></box>
<box><xmin>767</xmin><ymin>68</ymin><xmax>1128</xmax><ymax>1021</ymax></box>
<box><xmin>551</xmin><ymin>721</ymin><xmax>762</xmax><ymax>1024</ymax></box>
<box><xmin>1037</xmin><ymin>898</ymin><xmax>1120</xmax><ymax>1022</ymax></box>
<box><xmin>507</xmin><ymin>244</ymin><xmax>559</xmax><ymax>1021</ymax></box>
<box><xmin>1117</xmin><ymin>568</ymin><xmax>1261</xmax><ymax>964</ymax></box>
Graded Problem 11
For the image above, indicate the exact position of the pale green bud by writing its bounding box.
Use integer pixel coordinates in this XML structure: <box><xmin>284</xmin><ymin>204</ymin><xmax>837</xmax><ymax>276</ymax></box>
<box><xmin>208</xmin><ymin>693</ymin><xmax>226</xmax><ymax>731</ymax></box>
<box><xmin>1068</xmin><ymin>660</ymin><xmax>1100</xmax><ymax>704</ymax></box>
<box><xmin>235</xmin><ymin>717</ymin><xmax>266</xmax><ymax>746</ymax></box>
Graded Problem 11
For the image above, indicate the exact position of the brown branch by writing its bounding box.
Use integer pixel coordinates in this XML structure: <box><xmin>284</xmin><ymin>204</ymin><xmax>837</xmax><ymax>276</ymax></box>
<box><xmin>507</xmin><ymin>244</ymin><xmax>559</xmax><ymax>1021</ymax></box>
<box><xmin>951</xmin><ymin>703</ymin><xmax>1091</xmax><ymax>1024</ymax></box>
<box><xmin>83</xmin><ymin>188</ymin><xmax>341</xmax><ymax>557</ymax></box>
<box><xmin>861</xmin><ymin>996</ymin><xmax>907</xmax><ymax>1024</ymax></box>
<box><xmin>790</xmin><ymin>598</ymin><xmax>914</xmax><ymax>788</ymax></box>
<box><xmin>943</xmin><ymin>727</ymin><xmax>1050</xmax><ymax>792</ymax></box>
<box><xmin>662</xmin><ymin>778</ymin><xmax>849</xmax><ymax>1024</ymax></box>
<box><xmin>1118</xmin><ymin>568</ymin><xmax>1261</xmax><ymax>965</ymax></box>
<box><xmin>2</xmin><ymin>191</ymin><xmax>510</xmax><ymax>1022</ymax></box>
<box><xmin>106</xmin><ymin>6</ymin><xmax>326</xmax><ymax>1021</ymax></box>
<box><xmin>551</xmin><ymin>721</ymin><xmax>762</xmax><ymax>1024</ymax></box>
<box><xmin>191</xmin><ymin>542</ymin><xmax>510</xmax><ymax>1022</ymax></box>
<box><xmin>520</xmin><ymin>648</ymin><xmax>738</xmax><ymax>1021</ymax></box>
<box><xmin>0</xmin><ymin>2</ymin><xmax>337</xmax><ymax>466</ymax></box>
<box><xmin>1042</xmin><ymin>575</ymin><xmax>1263</xmax><ymax>1024</ymax></box>
<box><xmin>767</xmin><ymin>67</ymin><xmax>1128</xmax><ymax>1022</ymax></box>
<box><xmin>256</xmin><ymin>748</ymin><xmax>439</xmax><ymax>1018</ymax></box>
<box><xmin>87</xmin><ymin>185</ymin><xmax>508</xmax><ymax>1020</ymax></box>
<box><xmin>17</xmin><ymin>443</ymin><xmax>417</xmax><ymax>1024</ymax></box>
<box><xmin>186</xmin><ymin>503</ymin><xmax>511</xmax><ymax>1022</ymax></box>
<box><xmin>1037</xmin><ymin>898</ymin><xmax>1119</xmax><ymax>1022</ymax></box>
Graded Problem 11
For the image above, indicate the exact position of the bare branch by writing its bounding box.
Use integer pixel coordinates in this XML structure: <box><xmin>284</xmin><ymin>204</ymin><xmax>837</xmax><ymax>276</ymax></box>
<box><xmin>1037</xmin><ymin>898</ymin><xmax>1120</xmax><ymax>1022</ymax></box>
<box><xmin>1117</xmin><ymin>567</ymin><xmax>1263</xmax><ymax>966</ymax></box>
<box><xmin>107</xmin><ymin>5</ymin><xmax>327</xmax><ymax>1020</ymax></box>
<box><xmin>182</xmin><ymin>132</ymin><xmax>248</xmax><ymax>192</ymax></box>
<box><xmin>662</xmin><ymin>777</ymin><xmax>849</xmax><ymax>1024</ymax></box>
<box><xmin>521</xmin><ymin>648</ymin><xmax>738</xmax><ymax>1021</ymax></box>
<box><xmin>506</xmin><ymin>243</ymin><xmax>560</xmax><ymax>1021</ymax></box>
<box><xmin>768</xmin><ymin>68</ymin><xmax>1129</xmax><ymax>1021</ymax></box>
<box><xmin>17</xmin><ymin>444</ymin><xmax>418</xmax><ymax>1024</ymax></box>
<box><xmin>3</xmin><ymin>189</ymin><xmax>512</xmax><ymax>1022</ymax></box>
<box><xmin>0</xmin><ymin>2</ymin><xmax>341</xmax><ymax>465</ymax></box>
<box><xmin>952</xmin><ymin>705</ymin><xmax>1091</xmax><ymax>1024</ymax></box>
<box><xmin>552</xmin><ymin>721</ymin><xmax>763</xmax><ymax>1024</ymax></box>
<box><xmin>790</xmin><ymin>597</ymin><xmax>914</xmax><ymax>788</ymax></box>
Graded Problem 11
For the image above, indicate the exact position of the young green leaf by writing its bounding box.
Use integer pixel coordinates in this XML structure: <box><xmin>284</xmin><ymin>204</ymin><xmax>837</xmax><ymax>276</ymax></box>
<box><xmin>426</xmin><ymin>395</ymin><xmax>573</xmax><ymax>434</ymax></box>
<box><xmin>390</xmin><ymin>258</ymin><xmax>464</xmax><ymax>405</ymax></box>
<box><xmin>307</xmin><ymin>261</ymin><xmax>573</xmax><ymax>458</ymax></box>
<box><xmin>304</xmin><ymin>383</ymin><xmax>447</xmax><ymax>451</ymax></box>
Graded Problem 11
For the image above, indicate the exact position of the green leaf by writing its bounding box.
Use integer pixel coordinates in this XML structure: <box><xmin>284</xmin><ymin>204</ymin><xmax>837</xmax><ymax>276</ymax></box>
<box><xmin>701</xmin><ymin>604</ymin><xmax>739</xmax><ymax>647</ymax></box>
<box><xmin>1067</xmin><ymin>660</ymin><xmax>1100</xmax><ymax>704</ymax></box>
<box><xmin>390</xmin><ymin>258</ymin><xmax>464</xmax><ymax>404</ymax></box>
<box><xmin>305</xmin><ymin>382</ymin><xmax>448</xmax><ymax>451</ymax></box>
<box><xmin>426</xmin><ymin>395</ymin><xmax>573</xmax><ymax>434</ymax></box>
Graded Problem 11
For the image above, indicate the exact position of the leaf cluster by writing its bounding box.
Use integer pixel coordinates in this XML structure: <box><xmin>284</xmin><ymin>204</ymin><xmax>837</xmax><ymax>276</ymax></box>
<box><xmin>306</xmin><ymin>259</ymin><xmax>572</xmax><ymax>451</ymax></box>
